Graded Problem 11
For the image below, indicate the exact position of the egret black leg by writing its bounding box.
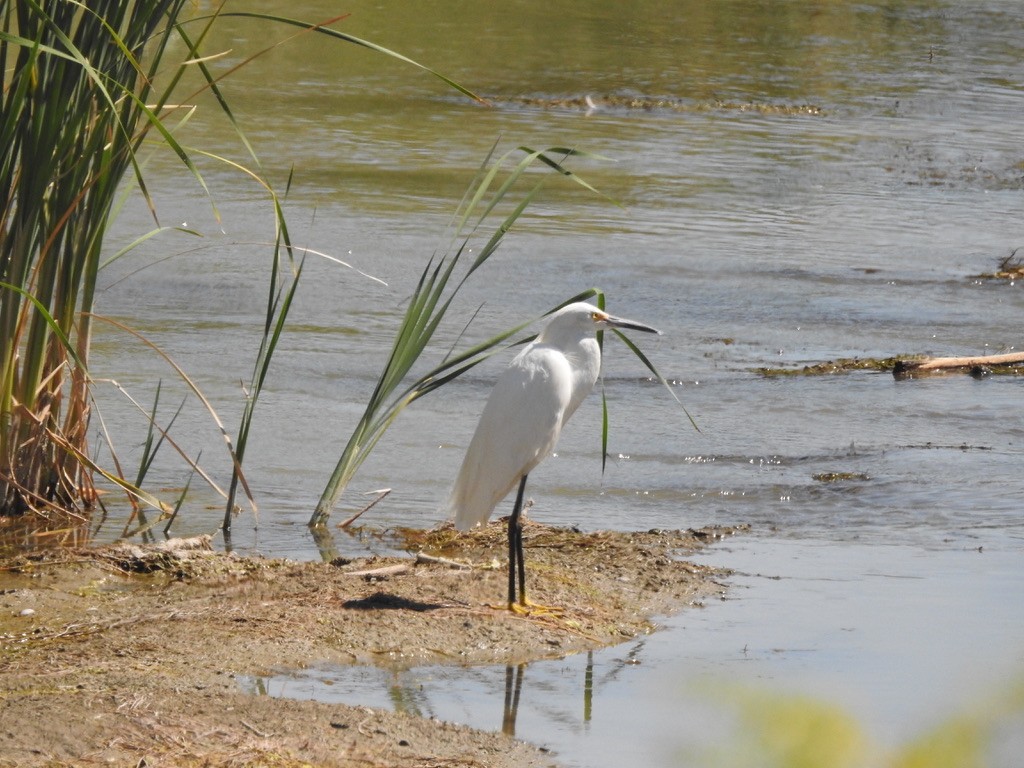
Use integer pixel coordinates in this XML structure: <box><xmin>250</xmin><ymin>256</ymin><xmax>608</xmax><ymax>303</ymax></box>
<box><xmin>515</xmin><ymin>517</ymin><xmax>527</xmax><ymax>605</ymax></box>
<box><xmin>507</xmin><ymin>475</ymin><xmax>529</xmax><ymax>608</ymax></box>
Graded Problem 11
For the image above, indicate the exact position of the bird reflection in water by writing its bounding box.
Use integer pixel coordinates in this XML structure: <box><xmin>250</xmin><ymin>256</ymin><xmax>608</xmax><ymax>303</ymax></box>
<box><xmin>500</xmin><ymin>651</ymin><xmax>596</xmax><ymax>736</ymax></box>
<box><xmin>501</xmin><ymin>664</ymin><xmax>525</xmax><ymax>736</ymax></box>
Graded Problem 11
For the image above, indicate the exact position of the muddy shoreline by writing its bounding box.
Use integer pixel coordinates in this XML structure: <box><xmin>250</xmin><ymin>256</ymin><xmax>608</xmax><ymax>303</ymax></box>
<box><xmin>0</xmin><ymin>522</ymin><xmax>743</xmax><ymax>766</ymax></box>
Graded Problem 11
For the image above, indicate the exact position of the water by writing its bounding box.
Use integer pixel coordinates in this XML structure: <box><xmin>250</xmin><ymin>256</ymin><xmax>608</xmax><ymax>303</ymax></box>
<box><xmin>82</xmin><ymin>0</ymin><xmax>1024</xmax><ymax>763</ymax></box>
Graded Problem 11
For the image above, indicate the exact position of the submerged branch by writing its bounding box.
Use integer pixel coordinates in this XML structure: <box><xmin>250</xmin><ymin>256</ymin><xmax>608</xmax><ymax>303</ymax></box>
<box><xmin>893</xmin><ymin>351</ymin><xmax>1024</xmax><ymax>378</ymax></box>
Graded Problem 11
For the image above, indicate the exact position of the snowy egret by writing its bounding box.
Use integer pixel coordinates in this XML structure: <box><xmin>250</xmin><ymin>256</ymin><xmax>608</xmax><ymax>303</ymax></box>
<box><xmin>446</xmin><ymin>302</ymin><xmax>661</xmax><ymax>612</ymax></box>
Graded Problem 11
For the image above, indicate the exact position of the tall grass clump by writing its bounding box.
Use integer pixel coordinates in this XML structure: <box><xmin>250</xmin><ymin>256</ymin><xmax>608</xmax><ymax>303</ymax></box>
<box><xmin>1</xmin><ymin>1</ymin><xmax>484</xmax><ymax>537</ymax></box>
<box><xmin>0</xmin><ymin>0</ymin><xmax>192</xmax><ymax>518</ymax></box>
<box><xmin>2</xmin><ymin>1</ymin><xmax>674</xmax><ymax>541</ymax></box>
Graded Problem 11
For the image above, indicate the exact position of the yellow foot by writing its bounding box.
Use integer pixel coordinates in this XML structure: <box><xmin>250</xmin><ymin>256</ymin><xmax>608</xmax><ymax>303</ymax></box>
<box><xmin>506</xmin><ymin>598</ymin><xmax>564</xmax><ymax>617</ymax></box>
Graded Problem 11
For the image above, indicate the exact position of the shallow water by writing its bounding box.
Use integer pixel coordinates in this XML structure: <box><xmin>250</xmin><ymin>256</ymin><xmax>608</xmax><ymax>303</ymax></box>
<box><xmin>72</xmin><ymin>0</ymin><xmax>1024</xmax><ymax>762</ymax></box>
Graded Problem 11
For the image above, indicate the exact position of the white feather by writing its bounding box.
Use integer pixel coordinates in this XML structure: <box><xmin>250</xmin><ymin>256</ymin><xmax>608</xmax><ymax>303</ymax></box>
<box><xmin>446</xmin><ymin>302</ymin><xmax>656</xmax><ymax>530</ymax></box>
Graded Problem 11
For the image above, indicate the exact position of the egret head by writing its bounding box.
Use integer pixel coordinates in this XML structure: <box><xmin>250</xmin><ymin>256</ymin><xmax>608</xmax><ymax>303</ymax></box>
<box><xmin>543</xmin><ymin>302</ymin><xmax>661</xmax><ymax>340</ymax></box>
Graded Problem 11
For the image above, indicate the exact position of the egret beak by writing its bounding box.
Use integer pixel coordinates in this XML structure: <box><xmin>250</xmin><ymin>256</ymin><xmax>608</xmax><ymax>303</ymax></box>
<box><xmin>602</xmin><ymin>313</ymin><xmax>661</xmax><ymax>335</ymax></box>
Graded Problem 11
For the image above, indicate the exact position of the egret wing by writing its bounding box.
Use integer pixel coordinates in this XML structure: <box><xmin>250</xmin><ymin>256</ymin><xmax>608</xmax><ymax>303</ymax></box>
<box><xmin>449</xmin><ymin>344</ymin><xmax>573</xmax><ymax>530</ymax></box>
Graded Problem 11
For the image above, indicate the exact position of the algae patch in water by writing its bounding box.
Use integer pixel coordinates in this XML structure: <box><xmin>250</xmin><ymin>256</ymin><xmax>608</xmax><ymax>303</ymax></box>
<box><xmin>813</xmin><ymin>472</ymin><xmax>871</xmax><ymax>483</ymax></box>
<box><xmin>755</xmin><ymin>356</ymin><xmax>909</xmax><ymax>377</ymax></box>
<box><xmin>499</xmin><ymin>94</ymin><xmax>825</xmax><ymax>116</ymax></box>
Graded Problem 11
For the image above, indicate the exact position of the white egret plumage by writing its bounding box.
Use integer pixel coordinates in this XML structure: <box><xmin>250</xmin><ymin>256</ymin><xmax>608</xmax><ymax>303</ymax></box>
<box><xmin>445</xmin><ymin>302</ymin><xmax>660</xmax><ymax>612</ymax></box>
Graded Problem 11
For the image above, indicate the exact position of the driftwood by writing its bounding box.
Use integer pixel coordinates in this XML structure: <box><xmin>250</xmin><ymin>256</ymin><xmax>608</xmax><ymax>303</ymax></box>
<box><xmin>893</xmin><ymin>351</ymin><xmax>1024</xmax><ymax>378</ymax></box>
<box><xmin>343</xmin><ymin>562</ymin><xmax>413</xmax><ymax>578</ymax></box>
<box><xmin>414</xmin><ymin>552</ymin><xmax>473</xmax><ymax>569</ymax></box>
<box><xmin>343</xmin><ymin>552</ymin><xmax>475</xmax><ymax>578</ymax></box>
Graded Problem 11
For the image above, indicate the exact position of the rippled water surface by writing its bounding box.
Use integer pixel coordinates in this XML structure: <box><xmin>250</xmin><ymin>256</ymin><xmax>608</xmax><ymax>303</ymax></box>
<box><xmin>83</xmin><ymin>0</ymin><xmax>1024</xmax><ymax>763</ymax></box>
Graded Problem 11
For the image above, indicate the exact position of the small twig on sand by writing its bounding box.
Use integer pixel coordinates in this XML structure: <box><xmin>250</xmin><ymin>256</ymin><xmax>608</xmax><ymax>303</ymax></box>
<box><xmin>415</xmin><ymin>552</ymin><xmax>473</xmax><ymax>569</ymax></box>
<box><xmin>341</xmin><ymin>552</ymin><xmax>473</xmax><ymax>577</ymax></box>
<box><xmin>337</xmin><ymin>488</ymin><xmax>392</xmax><ymax>529</ymax></box>
<box><xmin>240</xmin><ymin>720</ymin><xmax>271</xmax><ymax>738</ymax></box>
<box><xmin>343</xmin><ymin>562</ymin><xmax>412</xmax><ymax>578</ymax></box>
<box><xmin>356</xmin><ymin>711</ymin><xmax>376</xmax><ymax>736</ymax></box>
